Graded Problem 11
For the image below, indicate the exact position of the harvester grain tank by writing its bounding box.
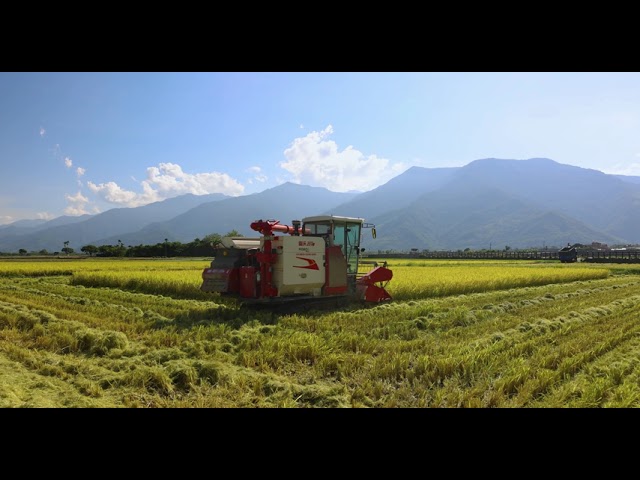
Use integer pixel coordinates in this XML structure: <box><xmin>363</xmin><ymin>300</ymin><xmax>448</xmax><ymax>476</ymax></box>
<box><xmin>200</xmin><ymin>215</ymin><xmax>392</xmax><ymax>306</ymax></box>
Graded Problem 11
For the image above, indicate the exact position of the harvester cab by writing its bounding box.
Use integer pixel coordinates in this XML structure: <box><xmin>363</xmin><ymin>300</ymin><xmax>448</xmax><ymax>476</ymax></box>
<box><xmin>200</xmin><ymin>215</ymin><xmax>392</xmax><ymax>306</ymax></box>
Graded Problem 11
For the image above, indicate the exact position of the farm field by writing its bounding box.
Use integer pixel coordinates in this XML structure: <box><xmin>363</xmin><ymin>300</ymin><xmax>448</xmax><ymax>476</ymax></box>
<box><xmin>1</xmin><ymin>256</ymin><xmax>639</xmax><ymax>408</ymax></box>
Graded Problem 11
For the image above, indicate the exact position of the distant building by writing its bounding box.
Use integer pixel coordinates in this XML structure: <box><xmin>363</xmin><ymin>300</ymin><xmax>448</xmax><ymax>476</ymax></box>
<box><xmin>591</xmin><ymin>242</ymin><xmax>608</xmax><ymax>250</ymax></box>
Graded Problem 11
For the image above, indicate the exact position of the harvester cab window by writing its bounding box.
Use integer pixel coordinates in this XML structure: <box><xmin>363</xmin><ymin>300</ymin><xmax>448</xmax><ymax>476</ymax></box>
<box><xmin>308</xmin><ymin>224</ymin><xmax>331</xmax><ymax>236</ymax></box>
<box><xmin>301</xmin><ymin>216</ymin><xmax>364</xmax><ymax>274</ymax></box>
<box><xmin>346</xmin><ymin>222</ymin><xmax>361</xmax><ymax>273</ymax></box>
<box><xmin>332</xmin><ymin>221</ymin><xmax>361</xmax><ymax>274</ymax></box>
<box><xmin>333</xmin><ymin>223</ymin><xmax>345</xmax><ymax>248</ymax></box>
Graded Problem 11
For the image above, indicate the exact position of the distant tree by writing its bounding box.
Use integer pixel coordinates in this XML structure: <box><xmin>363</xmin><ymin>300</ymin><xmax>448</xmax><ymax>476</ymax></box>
<box><xmin>38</xmin><ymin>249</ymin><xmax>49</xmax><ymax>255</ymax></box>
<box><xmin>81</xmin><ymin>245</ymin><xmax>98</xmax><ymax>256</ymax></box>
<box><xmin>224</xmin><ymin>230</ymin><xmax>243</xmax><ymax>237</ymax></box>
<box><xmin>203</xmin><ymin>233</ymin><xmax>222</xmax><ymax>246</ymax></box>
<box><xmin>18</xmin><ymin>248</ymin><xmax>27</xmax><ymax>255</ymax></box>
<box><xmin>61</xmin><ymin>247</ymin><xmax>75</xmax><ymax>255</ymax></box>
<box><xmin>97</xmin><ymin>244</ymin><xmax>125</xmax><ymax>257</ymax></box>
<box><xmin>505</xmin><ymin>245</ymin><xmax>511</xmax><ymax>251</ymax></box>
<box><xmin>63</xmin><ymin>240</ymin><xmax>70</xmax><ymax>255</ymax></box>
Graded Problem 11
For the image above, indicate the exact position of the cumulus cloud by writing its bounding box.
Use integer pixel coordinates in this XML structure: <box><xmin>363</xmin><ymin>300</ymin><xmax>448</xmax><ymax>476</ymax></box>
<box><xmin>87</xmin><ymin>181</ymin><xmax>144</xmax><ymax>205</ymax></box>
<box><xmin>76</xmin><ymin>167</ymin><xmax>85</xmax><ymax>176</ymax></box>
<box><xmin>64</xmin><ymin>191</ymin><xmax>90</xmax><ymax>215</ymax></box>
<box><xmin>87</xmin><ymin>162</ymin><xmax>244</xmax><ymax>208</ymax></box>
<box><xmin>602</xmin><ymin>162</ymin><xmax>640</xmax><ymax>176</ymax></box>
<box><xmin>39</xmin><ymin>127</ymin><xmax>46</xmax><ymax>138</ymax></box>
<box><xmin>64</xmin><ymin>157</ymin><xmax>73</xmax><ymax>168</ymax></box>
<box><xmin>50</xmin><ymin>144</ymin><xmax>62</xmax><ymax>160</ymax></box>
<box><xmin>36</xmin><ymin>212</ymin><xmax>55</xmax><ymax>220</ymax></box>
<box><xmin>279</xmin><ymin>125</ymin><xmax>408</xmax><ymax>192</ymax></box>
<box><xmin>246</xmin><ymin>166</ymin><xmax>267</xmax><ymax>183</ymax></box>
<box><xmin>0</xmin><ymin>215</ymin><xmax>13</xmax><ymax>225</ymax></box>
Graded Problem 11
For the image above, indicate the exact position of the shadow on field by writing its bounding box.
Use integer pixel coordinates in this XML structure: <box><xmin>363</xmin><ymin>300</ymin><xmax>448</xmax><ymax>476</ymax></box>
<box><xmin>158</xmin><ymin>299</ymin><xmax>376</xmax><ymax>330</ymax></box>
<box><xmin>240</xmin><ymin>298</ymin><xmax>376</xmax><ymax>318</ymax></box>
<box><xmin>164</xmin><ymin>305</ymin><xmax>277</xmax><ymax>330</ymax></box>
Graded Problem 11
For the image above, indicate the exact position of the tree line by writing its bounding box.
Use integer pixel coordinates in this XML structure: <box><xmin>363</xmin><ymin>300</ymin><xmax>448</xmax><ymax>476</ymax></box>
<box><xmin>9</xmin><ymin>231</ymin><xmax>242</xmax><ymax>257</ymax></box>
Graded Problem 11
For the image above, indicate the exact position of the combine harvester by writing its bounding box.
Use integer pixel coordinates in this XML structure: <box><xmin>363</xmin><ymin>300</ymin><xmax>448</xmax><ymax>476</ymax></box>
<box><xmin>201</xmin><ymin>215</ymin><xmax>392</xmax><ymax>309</ymax></box>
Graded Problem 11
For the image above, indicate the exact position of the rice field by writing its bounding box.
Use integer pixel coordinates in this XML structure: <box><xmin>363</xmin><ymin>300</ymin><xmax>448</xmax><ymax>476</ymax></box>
<box><xmin>1</xmin><ymin>256</ymin><xmax>638</xmax><ymax>408</ymax></box>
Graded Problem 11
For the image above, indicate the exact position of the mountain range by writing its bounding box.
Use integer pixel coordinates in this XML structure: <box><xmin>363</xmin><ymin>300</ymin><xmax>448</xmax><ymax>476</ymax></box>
<box><xmin>2</xmin><ymin>158</ymin><xmax>640</xmax><ymax>253</ymax></box>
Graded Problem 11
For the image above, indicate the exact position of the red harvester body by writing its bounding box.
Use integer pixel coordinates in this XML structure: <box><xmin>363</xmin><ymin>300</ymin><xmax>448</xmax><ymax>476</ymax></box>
<box><xmin>201</xmin><ymin>215</ymin><xmax>392</xmax><ymax>306</ymax></box>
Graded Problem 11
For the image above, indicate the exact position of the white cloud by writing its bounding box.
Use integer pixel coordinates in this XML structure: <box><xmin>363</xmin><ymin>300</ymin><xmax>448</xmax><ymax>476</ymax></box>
<box><xmin>146</xmin><ymin>163</ymin><xmax>244</xmax><ymax>195</ymax></box>
<box><xmin>0</xmin><ymin>215</ymin><xmax>13</xmax><ymax>225</ymax></box>
<box><xmin>279</xmin><ymin>125</ymin><xmax>408</xmax><ymax>192</ymax></box>
<box><xmin>246</xmin><ymin>166</ymin><xmax>267</xmax><ymax>183</ymax></box>
<box><xmin>76</xmin><ymin>167</ymin><xmax>85</xmax><ymax>176</ymax></box>
<box><xmin>36</xmin><ymin>212</ymin><xmax>55</xmax><ymax>220</ymax></box>
<box><xmin>87</xmin><ymin>181</ymin><xmax>143</xmax><ymax>205</ymax></box>
<box><xmin>64</xmin><ymin>191</ymin><xmax>90</xmax><ymax>215</ymax></box>
<box><xmin>39</xmin><ymin>127</ymin><xmax>46</xmax><ymax>138</ymax></box>
<box><xmin>87</xmin><ymin>162</ymin><xmax>244</xmax><ymax>208</ymax></box>
<box><xmin>64</xmin><ymin>157</ymin><xmax>73</xmax><ymax>168</ymax></box>
<box><xmin>50</xmin><ymin>144</ymin><xmax>62</xmax><ymax>159</ymax></box>
<box><xmin>601</xmin><ymin>162</ymin><xmax>640</xmax><ymax>176</ymax></box>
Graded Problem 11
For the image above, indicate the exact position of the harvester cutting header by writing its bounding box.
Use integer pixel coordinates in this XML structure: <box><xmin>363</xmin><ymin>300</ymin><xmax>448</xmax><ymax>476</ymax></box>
<box><xmin>201</xmin><ymin>215</ymin><xmax>392</xmax><ymax>306</ymax></box>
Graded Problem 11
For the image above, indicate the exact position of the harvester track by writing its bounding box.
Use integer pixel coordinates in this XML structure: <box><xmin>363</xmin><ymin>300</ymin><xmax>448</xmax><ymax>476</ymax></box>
<box><xmin>240</xmin><ymin>294</ymin><xmax>356</xmax><ymax>316</ymax></box>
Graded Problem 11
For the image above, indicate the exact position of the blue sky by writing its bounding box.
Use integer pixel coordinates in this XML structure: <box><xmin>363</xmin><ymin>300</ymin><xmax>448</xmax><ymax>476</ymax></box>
<box><xmin>1</xmin><ymin>71</ymin><xmax>639</xmax><ymax>225</ymax></box>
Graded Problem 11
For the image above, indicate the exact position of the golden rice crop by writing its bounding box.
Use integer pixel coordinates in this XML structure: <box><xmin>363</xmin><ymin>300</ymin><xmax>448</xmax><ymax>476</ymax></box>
<box><xmin>70</xmin><ymin>270</ymin><xmax>211</xmax><ymax>300</ymax></box>
<box><xmin>0</xmin><ymin>258</ymin><xmax>209</xmax><ymax>276</ymax></box>
<box><xmin>386</xmin><ymin>263</ymin><xmax>610</xmax><ymax>300</ymax></box>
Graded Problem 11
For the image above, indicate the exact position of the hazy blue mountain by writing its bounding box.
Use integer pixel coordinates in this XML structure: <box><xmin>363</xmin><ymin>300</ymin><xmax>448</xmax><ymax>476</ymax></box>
<box><xmin>95</xmin><ymin>182</ymin><xmax>358</xmax><ymax>246</ymax></box>
<box><xmin>35</xmin><ymin>214</ymin><xmax>94</xmax><ymax>230</ymax></box>
<box><xmin>326</xmin><ymin>166</ymin><xmax>457</xmax><ymax>220</ymax></box>
<box><xmin>357</xmin><ymin>158</ymin><xmax>635</xmax><ymax>251</ymax></box>
<box><xmin>0</xmin><ymin>193</ymin><xmax>228</xmax><ymax>252</ymax></box>
<box><xmin>614</xmin><ymin>175</ymin><xmax>640</xmax><ymax>185</ymax></box>
<box><xmin>363</xmin><ymin>182</ymin><xmax>624</xmax><ymax>251</ymax></box>
<box><xmin>0</xmin><ymin>215</ymin><xmax>93</xmax><ymax>240</ymax></box>
<box><xmin>0</xmin><ymin>219</ymin><xmax>48</xmax><ymax>239</ymax></box>
<box><xmin>0</xmin><ymin>219</ymin><xmax>47</xmax><ymax>230</ymax></box>
<box><xmin>449</xmin><ymin>158</ymin><xmax>640</xmax><ymax>240</ymax></box>
<box><xmin>4</xmin><ymin>158</ymin><xmax>640</xmax><ymax>254</ymax></box>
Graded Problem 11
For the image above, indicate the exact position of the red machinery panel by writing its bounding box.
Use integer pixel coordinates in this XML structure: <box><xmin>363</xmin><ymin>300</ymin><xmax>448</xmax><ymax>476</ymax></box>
<box><xmin>239</xmin><ymin>266</ymin><xmax>257</xmax><ymax>298</ymax></box>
